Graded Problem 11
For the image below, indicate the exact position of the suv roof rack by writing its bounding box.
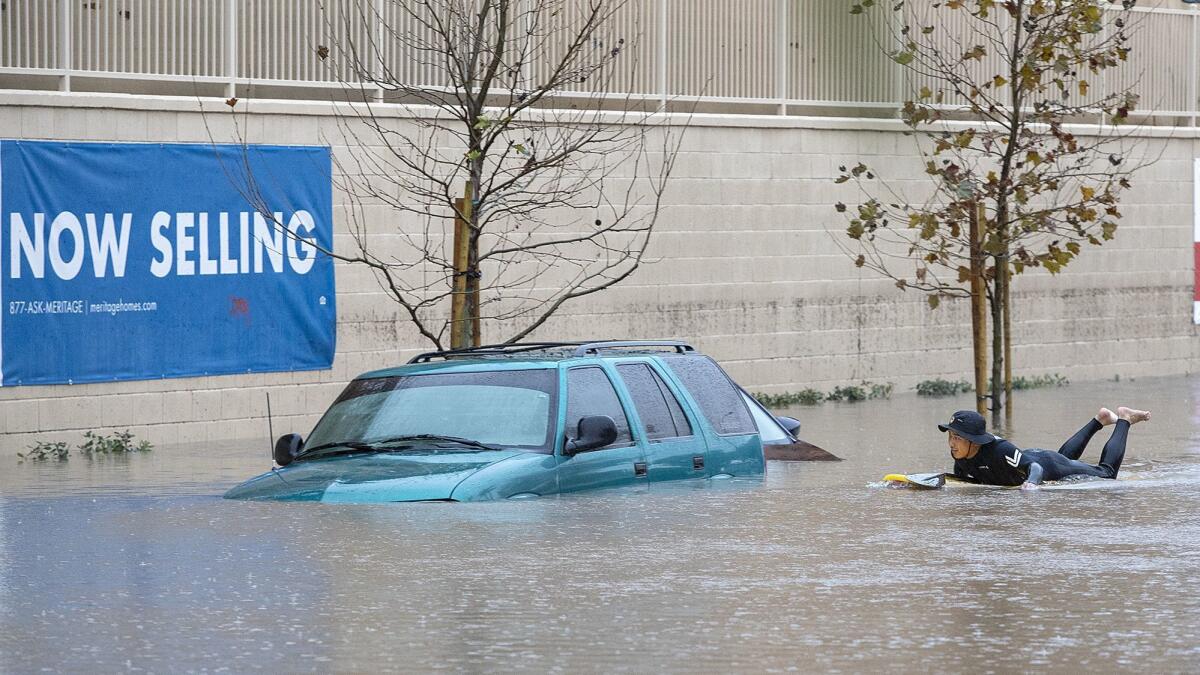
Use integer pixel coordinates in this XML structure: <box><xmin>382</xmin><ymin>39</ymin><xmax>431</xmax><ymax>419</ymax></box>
<box><xmin>408</xmin><ymin>342</ymin><xmax>581</xmax><ymax>363</ymax></box>
<box><xmin>407</xmin><ymin>340</ymin><xmax>696</xmax><ymax>364</ymax></box>
<box><xmin>571</xmin><ymin>340</ymin><xmax>695</xmax><ymax>357</ymax></box>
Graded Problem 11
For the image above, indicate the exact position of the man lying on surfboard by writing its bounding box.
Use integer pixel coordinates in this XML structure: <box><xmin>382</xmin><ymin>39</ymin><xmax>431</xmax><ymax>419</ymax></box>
<box><xmin>939</xmin><ymin>407</ymin><xmax>1151</xmax><ymax>490</ymax></box>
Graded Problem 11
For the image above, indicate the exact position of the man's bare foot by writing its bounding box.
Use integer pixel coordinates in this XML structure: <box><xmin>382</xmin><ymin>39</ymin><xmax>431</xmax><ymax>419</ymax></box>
<box><xmin>1096</xmin><ymin>408</ymin><xmax>1118</xmax><ymax>426</ymax></box>
<box><xmin>1117</xmin><ymin>407</ymin><xmax>1151</xmax><ymax>424</ymax></box>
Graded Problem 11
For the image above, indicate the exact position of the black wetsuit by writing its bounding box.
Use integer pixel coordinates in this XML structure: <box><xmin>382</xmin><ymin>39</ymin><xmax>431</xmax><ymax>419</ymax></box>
<box><xmin>953</xmin><ymin>436</ymin><xmax>1029</xmax><ymax>486</ymax></box>
<box><xmin>953</xmin><ymin>418</ymin><xmax>1130</xmax><ymax>486</ymax></box>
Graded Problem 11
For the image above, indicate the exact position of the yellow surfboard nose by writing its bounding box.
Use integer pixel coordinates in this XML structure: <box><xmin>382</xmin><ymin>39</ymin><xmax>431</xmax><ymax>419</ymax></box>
<box><xmin>882</xmin><ymin>472</ymin><xmax>946</xmax><ymax>489</ymax></box>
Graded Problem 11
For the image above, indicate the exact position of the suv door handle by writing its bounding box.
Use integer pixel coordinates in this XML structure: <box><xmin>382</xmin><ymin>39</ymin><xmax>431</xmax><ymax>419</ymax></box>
<box><xmin>633</xmin><ymin>462</ymin><xmax>647</xmax><ymax>477</ymax></box>
<box><xmin>693</xmin><ymin>455</ymin><xmax>705</xmax><ymax>470</ymax></box>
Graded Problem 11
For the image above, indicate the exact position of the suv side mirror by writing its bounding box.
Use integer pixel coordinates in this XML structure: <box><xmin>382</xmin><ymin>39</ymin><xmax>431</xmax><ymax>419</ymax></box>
<box><xmin>776</xmin><ymin>416</ymin><xmax>801</xmax><ymax>437</ymax></box>
<box><xmin>274</xmin><ymin>433</ymin><xmax>304</xmax><ymax>467</ymax></box>
<box><xmin>564</xmin><ymin>415</ymin><xmax>618</xmax><ymax>456</ymax></box>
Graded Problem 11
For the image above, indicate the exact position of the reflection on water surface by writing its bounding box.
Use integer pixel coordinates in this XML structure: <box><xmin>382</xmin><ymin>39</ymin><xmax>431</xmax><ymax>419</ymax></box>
<box><xmin>2</xmin><ymin>375</ymin><xmax>1199</xmax><ymax>672</ymax></box>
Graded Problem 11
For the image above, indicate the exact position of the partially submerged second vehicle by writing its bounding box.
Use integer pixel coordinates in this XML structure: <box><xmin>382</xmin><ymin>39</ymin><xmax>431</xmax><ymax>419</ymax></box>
<box><xmin>224</xmin><ymin>340</ymin><xmax>811</xmax><ymax>503</ymax></box>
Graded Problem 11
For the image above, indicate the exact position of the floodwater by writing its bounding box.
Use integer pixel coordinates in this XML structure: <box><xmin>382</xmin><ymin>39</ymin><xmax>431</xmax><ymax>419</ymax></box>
<box><xmin>2</xmin><ymin>375</ymin><xmax>1199</xmax><ymax>673</ymax></box>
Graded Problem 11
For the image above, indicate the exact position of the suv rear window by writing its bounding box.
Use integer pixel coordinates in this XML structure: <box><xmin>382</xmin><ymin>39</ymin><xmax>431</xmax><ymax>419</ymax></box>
<box><xmin>660</xmin><ymin>356</ymin><xmax>755</xmax><ymax>436</ymax></box>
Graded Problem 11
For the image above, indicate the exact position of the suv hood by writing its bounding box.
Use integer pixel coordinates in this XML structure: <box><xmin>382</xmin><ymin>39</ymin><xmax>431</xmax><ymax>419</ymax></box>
<box><xmin>223</xmin><ymin>449</ymin><xmax>523</xmax><ymax>503</ymax></box>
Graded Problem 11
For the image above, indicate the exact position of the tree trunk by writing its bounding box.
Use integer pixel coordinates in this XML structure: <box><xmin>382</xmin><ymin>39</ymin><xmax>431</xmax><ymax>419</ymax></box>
<box><xmin>1003</xmin><ymin>259</ymin><xmax>1013</xmax><ymax>424</ymax></box>
<box><xmin>970</xmin><ymin>202</ymin><xmax>988</xmax><ymax>415</ymax></box>
<box><xmin>990</xmin><ymin>251</ymin><xmax>1006</xmax><ymax>425</ymax></box>
<box><xmin>451</xmin><ymin>181</ymin><xmax>475</xmax><ymax>349</ymax></box>
<box><xmin>468</xmin><ymin>216</ymin><xmax>481</xmax><ymax>347</ymax></box>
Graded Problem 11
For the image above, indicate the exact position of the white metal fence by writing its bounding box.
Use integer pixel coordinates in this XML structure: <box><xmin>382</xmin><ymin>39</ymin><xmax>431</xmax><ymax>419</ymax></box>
<box><xmin>1</xmin><ymin>1</ymin><xmax>1197</xmax><ymax>122</ymax></box>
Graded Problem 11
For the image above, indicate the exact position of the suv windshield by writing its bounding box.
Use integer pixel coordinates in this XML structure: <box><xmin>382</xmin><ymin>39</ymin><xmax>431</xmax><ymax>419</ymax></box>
<box><xmin>305</xmin><ymin>368</ymin><xmax>558</xmax><ymax>453</ymax></box>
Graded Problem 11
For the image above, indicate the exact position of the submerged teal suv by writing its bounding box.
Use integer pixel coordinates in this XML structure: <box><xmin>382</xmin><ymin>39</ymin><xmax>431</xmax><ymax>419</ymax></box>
<box><xmin>224</xmin><ymin>341</ymin><xmax>778</xmax><ymax>503</ymax></box>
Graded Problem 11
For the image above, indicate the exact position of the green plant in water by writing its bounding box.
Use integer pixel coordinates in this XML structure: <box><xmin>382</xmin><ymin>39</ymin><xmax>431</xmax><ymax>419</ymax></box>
<box><xmin>753</xmin><ymin>389</ymin><xmax>826</xmax><ymax>407</ymax></box>
<box><xmin>827</xmin><ymin>382</ymin><xmax>893</xmax><ymax>402</ymax></box>
<box><xmin>17</xmin><ymin>430</ymin><xmax>153</xmax><ymax>462</ymax></box>
<box><xmin>756</xmin><ymin>381</ymin><xmax>892</xmax><ymax>407</ymax></box>
<box><xmin>17</xmin><ymin>441</ymin><xmax>71</xmax><ymax>462</ymax></box>
<box><xmin>916</xmin><ymin>379</ymin><xmax>973</xmax><ymax>397</ymax></box>
<box><xmin>78</xmin><ymin>430</ymin><xmax>154</xmax><ymax>456</ymax></box>
<box><xmin>826</xmin><ymin>385</ymin><xmax>867</xmax><ymax>402</ymax></box>
<box><xmin>1012</xmin><ymin>373</ymin><xmax>1069</xmax><ymax>390</ymax></box>
<box><xmin>866</xmin><ymin>382</ymin><xmax>894</xmax><ymax>400</ymax></box>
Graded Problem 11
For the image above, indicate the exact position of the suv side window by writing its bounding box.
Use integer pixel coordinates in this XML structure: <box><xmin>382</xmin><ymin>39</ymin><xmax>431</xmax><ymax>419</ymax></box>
<box><xmin>660</xmin><ymin>356</ymin><xmax>755</xmax><ymax>436</ymax></box>
<box><xmin>616</xmin><ymin>363</ymin><xmax>693</xmax><ymax>441</ymax></box>
<box><xmin>565</xmin><ymin>367</ymin><xmax>633</xmax><ymax>446</ymax></box>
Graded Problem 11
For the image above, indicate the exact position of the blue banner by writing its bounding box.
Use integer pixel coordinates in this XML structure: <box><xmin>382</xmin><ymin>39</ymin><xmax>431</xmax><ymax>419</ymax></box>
<box><xmin>0</xmin><ymin>140</ymin><xmax>336</xmax><ymax>386</ymax></box>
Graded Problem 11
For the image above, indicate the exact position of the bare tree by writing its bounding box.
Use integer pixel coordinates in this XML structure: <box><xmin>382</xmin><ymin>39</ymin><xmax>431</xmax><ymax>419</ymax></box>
<box><xmin>834</xmin><ymin>0</ymin><xmax>1150</xmax><ymax>420</ymax></box>
<box><xmin>222</xmin><ymin>0</ymin><xmax>681</xmax><ymax>350</ymax></box>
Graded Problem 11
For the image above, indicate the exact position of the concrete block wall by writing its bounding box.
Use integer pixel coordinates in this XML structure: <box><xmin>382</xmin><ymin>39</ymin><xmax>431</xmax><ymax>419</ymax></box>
<box><xmin>0</xmin><ymin>93</ymin><xmax>1197</xmax><ymax>453</ymax></box>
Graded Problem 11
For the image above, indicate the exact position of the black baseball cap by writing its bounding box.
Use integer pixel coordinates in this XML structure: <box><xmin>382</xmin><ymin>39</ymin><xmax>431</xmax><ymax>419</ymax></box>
<box><xmin>937</xmin><ymin>410</ymin><xmax>995</xmax><ymax>445</ymax></box>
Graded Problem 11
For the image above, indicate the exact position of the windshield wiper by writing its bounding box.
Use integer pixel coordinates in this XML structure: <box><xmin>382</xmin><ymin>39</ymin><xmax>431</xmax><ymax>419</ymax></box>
<box><xmin>370</xmin><ymin>434</ymin><xmax>500</xmax><ymax>451</ymax></box>
<box><xmin>293</xmin><ymin>440</ymin><xmax>385</xmax><ymax>461</ymax></box>
<box><xmin>294</xmin><ymin>435</ymin><xmax>498</xmax><ymax>462</ymax></box>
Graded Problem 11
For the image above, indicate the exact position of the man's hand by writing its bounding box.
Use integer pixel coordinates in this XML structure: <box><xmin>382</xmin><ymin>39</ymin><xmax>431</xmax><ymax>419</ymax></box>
<box><xmin>1024</xmin><ymin>462</ymin><xmax>1044</xmax><ymax>488</ymax></box>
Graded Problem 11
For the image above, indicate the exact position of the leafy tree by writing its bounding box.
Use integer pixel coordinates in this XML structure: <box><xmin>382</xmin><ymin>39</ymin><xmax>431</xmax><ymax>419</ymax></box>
<box><xmin>835</xmin><ymin>0</ymin><xmax>1148</xmax><ymax>419</ymax></box>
